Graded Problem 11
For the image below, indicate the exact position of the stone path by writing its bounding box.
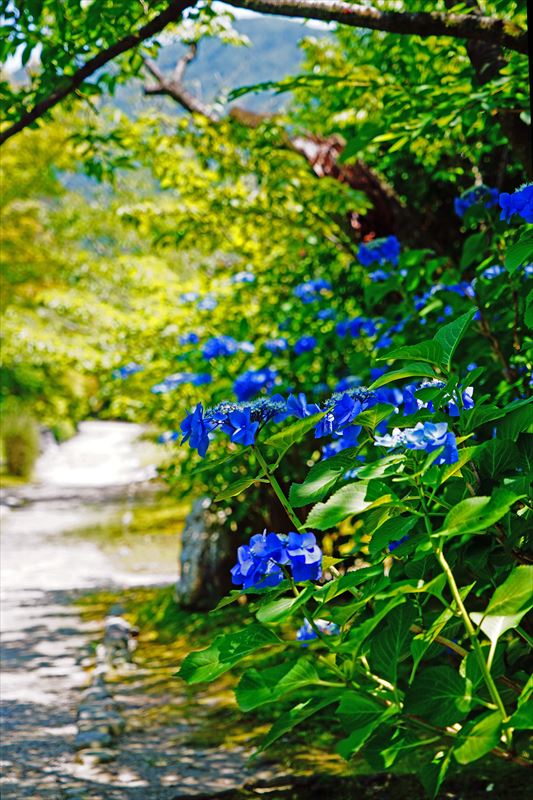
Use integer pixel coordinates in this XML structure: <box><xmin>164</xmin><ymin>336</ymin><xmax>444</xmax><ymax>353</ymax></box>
<box><xmin>0</xmin><ymin>423</ymin><xmax>284</xmax><ymax>799</ymax></box>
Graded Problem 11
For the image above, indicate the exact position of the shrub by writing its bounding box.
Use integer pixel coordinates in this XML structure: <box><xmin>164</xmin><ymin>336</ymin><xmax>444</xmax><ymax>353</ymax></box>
<box><xmin>1</xmin><ymin>413</ymin><xmax>40</xmax><ymax>478</ymax></box>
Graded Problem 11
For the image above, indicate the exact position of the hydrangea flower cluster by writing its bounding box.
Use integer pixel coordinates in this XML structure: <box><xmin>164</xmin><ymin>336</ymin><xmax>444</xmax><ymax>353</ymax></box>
<box><xmin>112</xmin><ymin>362</ymin><xmax>144</xmax><ymax>379</ymax></box>
<box><xmin>202</xmin><ymin>336</ymin><xmax>254</xmax><ymax>359</ymax></box>
<box><xmin>336</xmin><ymin>317</ymin><xmax>379</xmax><ymax>338</ymax></box>
<box><xmin>151</xmin><ymin>372</ymin><xmax>211</xmax><ymax>394</ymax></box>
<box><xmin>233</xmin><ymin>368</ymin><xmax>278</xmax><ymax>401</ymax></box>
<box><xmin>179</xmin><ymin>332</ymin><xmax>199</xmax><ymax>345</ymax></box>
<box><xmin>358</xmin><ymin>236</ymin><xmax>400</xmax><ymax>267</ymax></box>
<box><xmin>231</xmin><ymin>531</ymin><xmax>322</xmax><ymax>589</ymax></box>
<box><xmin>294</xmin><ymin>335</ymin><xmax>317</xmax><ymax>354</ymax></box>
<box><xmin>481</xmin><ymin>265</ymin><xmax>505</xmax><ymax>281</ymax></box>
<box><xmin>197</xmin><ymin>295</ymin><xmax>217</xmax><ymax>311</ymax></box>
<box><xmin>403</xmin><ymin>380</ymin><xmax>474</xmax><ymax>417</ymax></box>
<box><xmin>230</xmin><ymin>271</ymin><xmax>255</xmax><ymax>284</ymax></box>
<box><xmin>454</xmin><ymin>185</ymin><xmax>499</xmax><ymax>218</ymax></box>
<box><xmin>264</xmin><ymin>337</ymin><xmax>288</xmax><ymax>353</ymax></box>
<box><xmin>499</xmin><ymin>184</ymin><xmax>533</xmax><ymax>224</ymax></box>
<box><xmin>293</xmin><ymin>279</ymin><xmax>332</xmax><ymax>303</ymax></box>
<box><xmin>296</xmin><ymin>618</ymin><xmax>340</xmax><ymax>643</ymax></box>
<box><xmin>375</xmin><ymin>421</ymin><xmax>459</xmax><ymax>465</ymax></box>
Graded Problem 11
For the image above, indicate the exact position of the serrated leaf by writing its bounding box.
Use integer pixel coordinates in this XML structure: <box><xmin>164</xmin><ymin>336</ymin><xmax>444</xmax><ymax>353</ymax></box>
<box><xmin>257</xmin><ymin>692</ymin><xmax>342</xmax><ymax>753</ymax></box>
<box><xmin>369</xmin><ymin>603</ymin><xmax>417</xmax><ymax>683</ymax></box>
<box><xmin>404</xmin><ymin>666</ymin><xmax>471</xmax><ymax>726</ymax></box>
<box><xmin>461</xmin><ymin>231</ymin><xmax>487</xmax><ymax>269</ymax></box>
<box><xmin>336</xmin><ymin>692</ymin><xmax>393</xmax><ymax>759</ymax></box>
<box><xmin>433</xmin><ymin>309</ymin><xmax>477</xmax><ymax>371</ymax></box>
<box><xmin>437</xmin><ymin>489</ymin><xmax>524</xmax><ymax>538</ymax></box>
<box><xmin>306</xmin><ymin>480</ymin><xmax>395</xmax><ymax>531</ymax></box>
<box><xmin>236</xmin><ymin>659</ymin><xmax>319</xmax><ymax>711</ymax></box>
<box><xmin>475</xmin><ymin>439</ymin><xmax>520</xmax><ymax>478</ymax></box>
<box><xmin>214</xmin><ymin>474</ymin><xmax>259</xmax><ymax>501</ymax></box>
<box><xmin>369</xmin><ymin>515</ymin><xmax>418</xmax><ymax>554</ymax></box>
<box><xmin>368</xmin><ymin>365</ymin><xmax>437</xmax><ymax>389</ymax></box>
<box><xmin>178</xmin><ymin>624</ymin><xmax>281</xmax><ymax>684</ymax></box>
<box><xmin>352</xmin><ymin>403</ymin><xmax>395</xmax><ymax>429</ymax></box>
<box><xmin>496</xmin><ymin>399</ymin><xmax>533</xmax><ymax>441</ymax></box>
<box><xmin>255</xmin><ymin>585</ymin><xmax>314</xmax><ymax>623</ymax></box>
<box><xmin>289</xmin><ymin>447</ymin><xmax>361</xmax><ymax>508</ymax></box>
<box><xmin>378</xmin><ymin>341</ymin><xmax>444</xmax><ymax>366</ymax></box>
<box><xmin>470</xmin><ymin>565</ymin><xmax>533</xmax><ymax>643</ymax></box>
<box><xmin>263</xmin><ymin>412</ymin><xmax>324</xmax><ymax>455</ymax></box>
<box><xmin>453</xmin><ymin>712</ymin><xmax>502</xmax><ymax>764</ymax></box>
<box><xmin>505</xmin><ymin>229</ymin><xmax>533</xmax><ymax>274</ymax></box>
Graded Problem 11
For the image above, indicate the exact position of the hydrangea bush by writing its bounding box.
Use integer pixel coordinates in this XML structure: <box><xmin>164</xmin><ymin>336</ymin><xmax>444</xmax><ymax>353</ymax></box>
<box><xmin>115</xmin><ymin>183</ymin><xmax>533</xmax><ymax>794</ymax></box>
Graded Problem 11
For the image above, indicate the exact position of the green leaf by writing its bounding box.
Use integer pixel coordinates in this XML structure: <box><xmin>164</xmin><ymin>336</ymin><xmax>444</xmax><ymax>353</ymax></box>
<box><xmin>369</xmin><ymin>603</ymin><xmax>417</xmax><ymax>683</ymax></box>
<box><xmin>420</xmin><ymin>750</ymin><xmax>453</xmax><ymax>799</ymax></box>
<box><xmin>404</xmin><ymin>666</ymin><xmax>471</xmax><ymax>726</ymax></box>
<box><xmin>263</xmin><ymin>412</ymin><xmax>323</xmax><ymax>455</ymax></box>
<box><xmin>236</xmin><ymin>659</ymin><xmax>319</xmax><ymax>711</ymax></box>
<box><xmin>378</xmin><ymin>341</ymin><xmax>443</xmax><ymax>366</ymax></box>
<box><xmin>257</xmin><ymin>692</ymin><xmax>342</xmax><ymax>753</ymax></box>
<box><xmin>305</xmin><ymin>480</ymin><xmax>394</xmax><ymax>531</ymax></box>
<box><xmin>255</xmin><ymin>585</ymin><xmax>314</xmax><ymax>623</ymax></box>
<box><xmin>470</xmin><ymin>565</ymin><xmax>533</xmax><ymax>643</ymax></box>
<box><xmin>368</xmin><ymin>364</ymin><xmax>437</xmax><ymax>389</ymax></box>
<box><xmin>508</xmin><ymin>703</ymin><xmax>533</xmax><ymax>731</ymax></box>
<box><xmin>475</xmin><ymin>439</ymin><xmax>520</xmax><ymax>478</ymax></box>
<box><xmin>369</xmin><ymin>515</ymin><xmax>418</xmax><ymax>555</ymax></box>
<box><xmin>289</xmin><ymin>447</ymin><xmax>361</xmax><ymax>508</ymax></box>
<box><xmin>505</xmin><ymin>229</ymin><xmax>533</xmax><ymax>274</ymax></box>
<box><xmin>214</xmin><ymin>475</ymin><xmax>259</xmax><ymax>501</ymax></box>
<box><xmin>461</xmin><ymin>231</ymin><xmax>487</xmax><ymax>269</ymax></box>
<box><xmin>336</xmin><ymin>692</ymin><xmax>393</xmax><ymax>758</ymax></box>
<box><xmin>437</xmin><ymin>445</ymin><xmax>480</xmax><ymax>486</ymax></box>
<box><xmin>178</xmin><ymin>624</ymin><xmax>281</xmax><ymax>684</ymax></box>
<box><xmin>437</xmin><ymin>489</ymin><xmax>524</xmax><ymax>538</ymax></box>
<box><xmin>496</xmin><ymin>399</ymin><xmax>533</xmax><ymax>441</ymax></box>
<box><xmin>352</xmin><ymin>403</ymin><xmax>395</xmax><ymax>429</ymax></box>
<box><xmin>453</xmin><ymin>712</ymin><xmax>502</xmax><ymax>765</ymax></box>
<box><xmin>433</xmin><ymin>309</ymin><xmax>477</xmax><ymax>371</ymax></box>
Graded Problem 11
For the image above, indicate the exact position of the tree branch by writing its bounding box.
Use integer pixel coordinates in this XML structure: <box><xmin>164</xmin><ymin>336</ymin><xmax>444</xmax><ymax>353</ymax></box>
<box><xmin>0</xmin><ymin>1</ymin><xmax>194</xmax><ymax>146</ymax></box>
<box><xmin>1</xmin><ymin>0</ymin><xmax>527</xmax><ymax>145</ymax></box>
<box><xmin>143</xmin><ymin>44</ymin><xmax>219</xmax><ymax>121</ymax></box>
<box><xmin>227</xmin><ymin>0</ymin><xmax>528</xmax><ymax>54</ymax></box>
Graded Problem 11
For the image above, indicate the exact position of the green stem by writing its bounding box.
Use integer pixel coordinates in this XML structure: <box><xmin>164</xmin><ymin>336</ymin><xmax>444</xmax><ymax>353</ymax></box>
<box><xmin>254</xmin><ymin>445</ymin><xmax>305</xmax><ymax>532</ymax></box>
<box><xmin>417</xmin><ymin>487</ymin><xmax>509</xmax><ymax>725</ymax></box>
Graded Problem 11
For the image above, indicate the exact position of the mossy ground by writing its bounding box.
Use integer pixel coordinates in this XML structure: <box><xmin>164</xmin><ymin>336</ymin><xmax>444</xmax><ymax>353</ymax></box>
<box><xmin>76</xmin><ymin>586</ymin><xmax>531</xmax><ymax>799</ymax></box>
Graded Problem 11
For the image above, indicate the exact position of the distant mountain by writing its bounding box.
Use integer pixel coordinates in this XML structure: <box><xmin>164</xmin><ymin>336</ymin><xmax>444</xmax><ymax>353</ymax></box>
<box><xmin>112</xmin><ymin>18</ymin><xmax>329</xmax><ymax>117</ymax></box>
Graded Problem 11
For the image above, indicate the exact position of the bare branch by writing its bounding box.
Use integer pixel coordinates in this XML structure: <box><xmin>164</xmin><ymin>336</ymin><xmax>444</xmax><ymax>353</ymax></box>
<box><xmin>0</xmin><ymin>1</ymin><xmax>194</xmax><ymax>146</ymax></box>
<box><xmin>227</xmin><ymin>0</ymin><xmax>528</xmax><ymax>54</ymax></box>
<box><xmin>142</xmin><ymin>46</ymin><xmax>218</xmax><ymax>121</ymax></box>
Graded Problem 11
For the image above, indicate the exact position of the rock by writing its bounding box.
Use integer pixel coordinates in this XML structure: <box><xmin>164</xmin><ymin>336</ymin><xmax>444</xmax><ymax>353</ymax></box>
<box><xmin>74</xmin><ymin>729</ymin><xmax>113</xmax><ymax>750</ymax></box>
<box><xmin>176</xmin><ymin>498</ymin><xmax>234</xmax><ymax>610</ymax></box>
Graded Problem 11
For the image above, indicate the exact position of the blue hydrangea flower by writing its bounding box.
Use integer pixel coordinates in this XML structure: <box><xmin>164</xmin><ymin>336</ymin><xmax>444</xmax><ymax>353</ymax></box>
<box><xmin>286</xmin><ymin>393</ymin><xmax>320</xmax><ymax>419</ymax></box>
<box><xmin>294</xmin><ymin>335</ymin><xmax>317</xmax><ymax>355</ymax></box>
<box><xmin>151</xmin><ymin>372</ymin><xmax>211</xmax><ymax>393</ymax></box>
<box><xmin>202</xmin><ymin>336</ymin><xmax>254</xmax><ymax>359</ymax></box>
<box><xmin>264</xmin><ymin>337</ymin><xmax>288</xmax><ymax>352</ymax></box>
<box><xmin>230</xmin><ymin>271</ymin><xmax>255</xmax><ymax>284</ymax></box>
<box><xmin>286</xmin><ymin>532</ymin><xmax>322</xmax><ymax>582</ymax></box>
<box><xmin>180</xmin><ymin>291</ymin><xmax>199</xmax><ymax>303</ymax></box>
<box><xmin>499</xmin><ymin>184</ymin><xmax>533</xmax><ymax>224</ymax></box>
<box><xmin>221</xmin><ymin>408</ymin><xmax>259</xmax><ymax>445</ymax></box>
<box><xmin>296</xmin><ymin>618</ymin><xmax>340</xmax><ymax>644</ymax></box>
<box><xmin>294</xmin><ymin>279</ymin><xmax>332</xmax><ymax>303</ymax></box>
<box><xmin>482</xmin><ymin>265</ymin><xmax>506</xmax><ymax>280</ymax></box>
<box><xmin>454</xmin><ymin>185</ymin><xmax>499</xmax><ymax>218</ymax></box>
<box><xmin>317</xmin><ymin>308</ymin><xmax>336</xmax><ymax>321</ymax></box>
<box><xmin>368</xmin><ymin>269</ymin><xmax>389</xmax><ymax>282</ymax></box>
<box><xmin>375</xmin><ymin>421</ymin><xmax>458</xmax><ymax>465</ymax></box>
<box><xmin>335</xmin><ymin>376</ymin><xmax>362</xmax><ymax>392</ymax></box>
<box><xmin>322</xmin><ymin>424</ymin><xmax>362</xmax><ymax>459</ymax></box>
<box><xmin>180</xmin><ymin>403</ymin><xmax>210</xmax><ymax>457</ymax></box>
<box><xmin>231</xmin><ymin>530</ymin><xmax>322</xmax><ymax>589</ymax></box>
<box><xmin>158</xmin><ymin>430</ymin><xmax>179</xmax><ymax>444</ymax></box>
<box><xmin>112</xmin><ymin>362</ymin><xmax>144</xmax><ymax>379</ymax></box>
<box><xmin>234</xmin><ymin>368</ymin><xmax>278</xmax><ymax>401</ymax></box>
<box><xmin>197</xmin><ymin>296</ymin><xmax>217</xmax><ymax>311</ymax></box>
<box><xmin>358</xmin><ymin>236</ymin><xmax>400</xmax><ymax>267</ymax></box>
<box><xmin>179</xmin><ymin>332</ymin><xmax>199</xmax><ymax>345</ymax></box>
